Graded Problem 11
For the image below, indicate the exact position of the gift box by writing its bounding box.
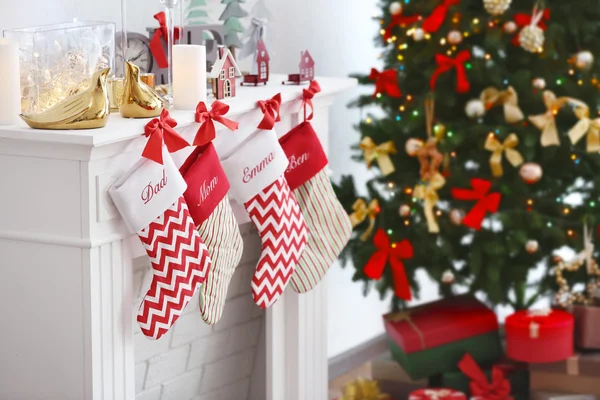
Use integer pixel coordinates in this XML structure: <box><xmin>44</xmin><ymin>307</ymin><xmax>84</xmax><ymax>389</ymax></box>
<box><xmin>384</xmin><ymin>295</ymin><xmax>502</xmax><ymax>380</ymax></box>
<box><xmin>337</xmin><ymin>378</ymin><xmax>392</xmax><ymax>400</ymax></box>
<box><xmin>532</xmin><ymin>391</ymin><xmax>598</xmax><ymax>400</ymax></box>
<box><xmin>572</xmin><ymin>305</ymin><xmax>600</xmax><ymax>350</ymax></box>
<box><xmin>372</xmin><ymin>353</ymin><xmax>428</xmax><ymax>399</ymax></box>
<box><xmin>505</xmin><ymin>309</ymin><xmax>574</xmax><ymax>363</ymax></box>
<box><xmin>529</xmin><ymin>352</ymin><xmax>600</xmax><ymax>395</ymax></box>
<box><xmin>409</xmin><ymin>388</ymin><xmax>467</xmax><ymax>400</ymax></box>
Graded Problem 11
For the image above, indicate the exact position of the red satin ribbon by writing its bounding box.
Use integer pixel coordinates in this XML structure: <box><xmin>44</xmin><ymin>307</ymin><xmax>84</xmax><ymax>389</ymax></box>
<box><xmin>451</xmin><ymin>178</ymin><xmax>501</xmax><ymax>230</ymax></box>
<box><xmin>301</xmin><ymin>80</ymin><xmax>321</xmax><ymax>121</ymax></box>
<box><xmin>458</xmin><ymin>353</ymin><xmax>511</xmax><ymax>400</ymax></box>
<box><xmin>511</xmin><ymin>9</ymin><xmax>550</xmax><ymax>46</ymax></box>
<box><xmin>422</xmin><ymin>0</ymin><xmax>460</xmax><ymax>33</ymax></box>
<box><xmin>142</xmin><ymin>109</ymin><xmax>190</xmax><ymax>165</ymax></box>
<box><xmin>150</xmin><ymin>12</ymin><xmax>181</xmax><ymax>69</ymax></box>
<box><xmin>369</xmin><ymin>68</ymin><xmax>402</xmax><ymax>98</ymax></box>
<box><xmin>257</xmin><ymin>93</ymin><xmax>282</xmax><ymax>130</ymax></box>
<box><xmin>384</xmin><ymin>14</ymin><xmax>422</xmax><ymax>41</ymax></box>
<box><xmin>194</xmin><ymin>101</ymin><xmax>239</xmax><ymax>146</ymax></box>
<box><xmin>430</xmin><ymin>50</ymin><xmax>471</xmax><ymax>93</ymax></box>
<box><xmin>364</xmin><ymin>229</ymin><xmax>414</xmax><ymax>300</ymax></box>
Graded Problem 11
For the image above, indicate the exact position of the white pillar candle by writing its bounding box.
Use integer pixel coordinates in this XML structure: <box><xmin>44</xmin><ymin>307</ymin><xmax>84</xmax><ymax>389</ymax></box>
<box><xmin>173</xmin><ymin>44</ymin><xmax>206</xmax><ymax>110</ymax></box>
<box><xmin>0</xmin><ymin>38</ymin><xmax>21</xmax><ymax>125</ymax></box>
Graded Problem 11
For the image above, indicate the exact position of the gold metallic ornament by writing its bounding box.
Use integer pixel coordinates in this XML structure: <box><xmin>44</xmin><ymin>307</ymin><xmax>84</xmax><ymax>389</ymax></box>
<box><xmin>480</xmin><ymin>86</ymin><xmax>524</xmax><ymax>123</ymax></box>
<box><xmin>140</xmin><ymin>72</ymin><xmax>156</xmax><ymax>89</ymax></box>
<box><xmin>360</xmin><ymin>137</ymin><xmax>397</xmax><ymax>176</ymax></box>
<box><xmin>340</xmin><ymin>378</ymin><xmax>390</xmax><ymax>400</ymax></box>
<box><xmin>519</xmin><ymin>162</ymin><xmax>543</xmax><ymax>184</ymax></box>
<box><xmin>119</xmin><ymin>61</ymin><xmax>166</xmax><ymax>119</ymax></box>
<box><xmin>20</xmin><ymin>67</ymin><xmax>111</xmax><ymax>130</ymax></box>
<box><xmin>433</xmin><ymin>123</ymin><xmax>446</xmax><ymax>141</ymax></box>
<box><xmin>483</xmin><ymin>0</ymin><xmax>511</xmax><ymax>16</ymax></box>
<box><xmin>484</xmin><ymin>133</ymin><xmax>524</xmax><ymax>177</ymax></box>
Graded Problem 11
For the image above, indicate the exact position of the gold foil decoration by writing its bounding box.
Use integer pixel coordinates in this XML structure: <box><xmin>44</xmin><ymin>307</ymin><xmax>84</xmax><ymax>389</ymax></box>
<box><xmin>528</xmin><ymin>90</ymin><xmax>569</xmax><ymax>146</ymax></box>
<box><xmin>484</xmin><ymin>133</ymin><xmax>524</xmax><ymax>177</ymax></box>
<box><xmin>360</xmin><ymin>137</ymin><xmax>397</xmax><ymax>176</ymax></box>
<box><xmin>480</xmin><ymin>86</ymin><xmax>524</xmax><ymax>123</ymax></box>
<box><xmin>568</xmin><ymin>103</ymin><xmax>600</xmax><ymax>153</ymax></box>
<box><xmin>413</xmin><ymin>173</ymin><xmax>446</xmax><ymax>233</ymax></box>
<box><xmin>350</xmin><ymin>199</ymin><xmax>380</xmax><ymax>241</ymax></box>
<box><xmin>340</xmin><ymin>379</ymin><xmax>390</xmax><ymax>400</ymax></box>
<box><xmin>20</xmin><ymin>67</ymin><xmax>111</xmax><ymax>130</ymax></box>
<box><xmin>107</xmin><ymin>77</ymin><xmax>124</xmax><ymax>111</ymax></box>
<box><xmin>140</xmin><ymin>73</ymin><xmax>156</xmax><ymax>89</ymax></box>
<box><xmin>119</xmin><ymin>61</ymin><xmax>166</xmax><ymax>119</ymax></box>
<box><xmin>385</xmin><ymin>310</ymin><xmax>426</xmax><ymax>349</ymax></box>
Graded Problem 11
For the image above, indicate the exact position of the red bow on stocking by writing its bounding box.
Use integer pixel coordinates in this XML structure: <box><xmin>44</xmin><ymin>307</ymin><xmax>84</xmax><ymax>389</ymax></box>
<box><xmin>150</xmin><ymin>12</ymin><xmax>181</xmax><ymax>69</ymax></box>
<box><xmin>422</xmin><ymin>0</ymin><xmax>460</xmax><ymax>33</ymax></box>
<box><xmin>369</xmin><ymin>68</ymin><xmax>402</xmax><ymax>98</ymax></box>
<box><xmin>451</xmin><ymin>178</ymin><xmax>501</xmax><ymax>230</ymax></box>
<box><xmin>194</xmin><ymin>101</ymin><xmax>239</xmax><ymax>146</ymax></box>
<box><xmin>364</xmin><ymin>229</ymin><xmax>414</xmax><ymax>300</ymax></box>
<box><xmin>430</xmin><ymin>50</ymin><xmax>471</xmax><ymax>93</ymax></box>
<box><xmin>511</xmin><ymin>9</ymin><xmax>550</xmax><ymax>46</ymax></box>
<box><xmin>257</xmin><ymin>93</ymin><xmax>282</xmax><ymax>130</ymax></box>
<box><xmin>458</xmin><ymin>353</ymin><xmax>511</xmax><ymax>400</ymax></box>
<box><xmin>384</xmin><ymin>14</ymin><xmax>422</xmax><ymax>41</ymax></box>
<box><xmin>143</xmin><ymin>109</ymin><xmax>190</xmax><ymax>165</ymax></box>
<box><xmin>301</xmin><ymin>80</ymin><xmax>321</xmax><ymax>121</ymax></box>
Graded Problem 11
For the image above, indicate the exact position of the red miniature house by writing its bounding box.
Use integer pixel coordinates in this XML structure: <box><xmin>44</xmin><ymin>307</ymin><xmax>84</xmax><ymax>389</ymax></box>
<box><xmin>283</xmin><ymin>50</ymin><xmax>315</xmax><ymax>85</ymax></box>
<box><xmin>209</xmin><ymin>46</ymin><xmax>242</xmax><ymax>99</ymax></box>
<box><xmin>241</xmin><ymin>39</ymin><xmax>270</xmax><ymax>86</ymax></box>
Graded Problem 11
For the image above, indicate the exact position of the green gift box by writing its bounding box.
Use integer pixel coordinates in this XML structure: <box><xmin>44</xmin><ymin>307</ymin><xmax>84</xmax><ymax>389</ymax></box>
<box><xmin>384</xmin><ymin>295</ymin><xmax>503</xmax><ymax>380</ymax></box>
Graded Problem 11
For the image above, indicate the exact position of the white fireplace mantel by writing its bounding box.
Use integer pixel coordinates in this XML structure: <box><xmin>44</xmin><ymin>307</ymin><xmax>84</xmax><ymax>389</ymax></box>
<box><xmin>0</xmin><ymin>74</ymin><xmax>356</xmax><ymax>400</ymax></box>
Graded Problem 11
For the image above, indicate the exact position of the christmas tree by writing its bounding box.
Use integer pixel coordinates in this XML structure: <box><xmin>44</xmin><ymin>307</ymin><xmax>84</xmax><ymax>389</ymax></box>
<box><xmin>335</xmin><ymin>0</ymin><xmax>600</xmax><ymax>310</ymax></box>
<box><xmin>219</xmin><ymin>0</ymin><xmax>248</xmax><ymax>51</ymax></box>
<box><xmin>185</xmin><ymin>0</ymin><xmax>214</xmax><ymax>41</ymax></box>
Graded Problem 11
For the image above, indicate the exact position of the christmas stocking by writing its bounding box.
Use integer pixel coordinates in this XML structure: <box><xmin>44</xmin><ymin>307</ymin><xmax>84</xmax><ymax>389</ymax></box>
<box><xmin>179</xmin><ymin>142</ymin><xmax>243</xmax><ymax>325</ymax></box>
<box><xmin>109</xmin><ymin>149</ymin><xmax>211</xmax><ymax>339</ymax></box>
<box><xmin>279</xmin><ymin>121</ymin><xmax>352</xmax><ymax>292</ymax></box>
<box><xmin>221</xmin><ymin>129</ymin><xmax>308</xmax><ymax>308</ymax></box>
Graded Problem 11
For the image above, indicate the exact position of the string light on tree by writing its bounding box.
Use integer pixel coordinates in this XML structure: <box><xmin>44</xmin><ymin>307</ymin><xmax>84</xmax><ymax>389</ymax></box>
<box><xmin>483</xmin><ymin>0</ymin><xmax>512</xmax><ymax>16</ymax></box>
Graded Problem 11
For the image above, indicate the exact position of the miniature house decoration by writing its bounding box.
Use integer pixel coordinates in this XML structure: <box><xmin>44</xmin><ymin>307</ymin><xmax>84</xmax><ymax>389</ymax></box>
<box><xmin>283</xmin><ymin>50</ymin><xmax>315</xmax><ymax>85</ymax></box>
<box><xmin>209</xmin><ymin>45</ymin><xmax>242</xmax><ymax>99</ymax></box>
<box><xmin>241</xmin><ymin>39</ymin><xmax>270</xmax><ymax>86</ymax></box>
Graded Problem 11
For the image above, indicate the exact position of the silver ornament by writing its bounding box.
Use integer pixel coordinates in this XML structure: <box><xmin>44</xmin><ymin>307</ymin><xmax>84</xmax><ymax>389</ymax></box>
<box><xmin>483</xmin><ymin>0</ymin><xmax>511</xmax><ymax>16</ymax></box>
<box><xmin>519</xmin><ymin>25</ymin><xmax>544</xmax><ymax>53</ymax></box>
<box><xmin>389</xmin><ymin>1</ymin><xmax>402</xmax><ymax>15</ymax></box>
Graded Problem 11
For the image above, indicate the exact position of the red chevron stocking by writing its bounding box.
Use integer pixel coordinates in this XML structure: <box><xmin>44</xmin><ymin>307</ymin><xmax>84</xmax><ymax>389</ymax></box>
<box><xmin>222</xmin><ymin>129</ymin><xmax>307</xmax><ymax>308</ymax></box>
<box><xmin>110</xmin><ymin>150</ymin><xmax>211</xmax><ymax>340</ymax></box>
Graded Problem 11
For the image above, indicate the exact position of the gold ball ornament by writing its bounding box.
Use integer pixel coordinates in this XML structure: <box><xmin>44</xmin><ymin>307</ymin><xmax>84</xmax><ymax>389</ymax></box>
<box><xmin>532</xmin><ymin>78</ymin><xmax>546</xmax><ymax>90</ymax></box>
<box><xmin>575</xmin><ymin>51</ymin><xmax>594</xmax><ymax>71</ymax></box>
<box><xmin>447</xmin><ymin>30</ymin><xmax>463</xmax><ymax>45</ymax></box>
<box><xmin>449</xmin><ymin>209</ymin><xmax>465</xmax><ymax>225</ymax></box>
<box><xmin>389</xmin><ymin>1</ymin><xmax>403</xmax><ymax>15</ymax></box>
<box><xmin>405</xmin><ymin>138</ymin><xmax>424</xmax><ymax>156</ymax></box>
<box><xmin>483</xmin><ymin>0</ymin><xmax>512</xmax><ymax>16</ymax></box>
<box><xmin>519</xmin><ymin>162</ymin><xmax>543</xmax><ymax>184</ymax></box>
<box><xmin>526</xmin><ymin>240</ymin><xmax>539</xmax><ymax>254</ymax></box>
<box><xmin>442</xmin><ymin>270</ymin><xmax>455</xmax><ymax>284</ymax></box>
<box><xmin>399</xmin><ymin>204</ymin><xmax>411</xmax><ymax>217</ymax></box>
<box><xmin>434</xmin><ymin>123</ymin><xmax>446</xmax><ymax>141</ymax></box>
<box><xmin>503</xmin><ymin>21</ymin><xmax>518</xmax><ymax>34</ymax></box>
<box><xmin>465</xmin><ymin>99</ymin><xmax>486</xmax><ymax>119</ymax></box>
<box><xmin>412</xmin><ymin>28</ymin><xmax>425</xmax><ymax>41</ymax></box>
<box><xmin>518</xmin><ymin>25</ymin><xmax>544</xmax><ymax>53</ymax></box>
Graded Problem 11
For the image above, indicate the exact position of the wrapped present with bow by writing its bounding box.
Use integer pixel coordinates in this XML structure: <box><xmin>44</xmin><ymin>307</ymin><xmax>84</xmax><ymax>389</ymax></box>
<box><xmin>383</xmin><ymin>295</ymin><xmax>502</xmax><ymax>380</ymax></box>
<box><xmin>457</xmin><ymin>353</ymin><xmax>512</xmax><ymax>400</ymax></box>
<box><xmin>338</xmin><ymin>378</ymin><xmax>392</xmax><ymax>400</ymax></box>
<box><xmin>409</xmin><ymin>388</ymin><xmax>466</xmax><ymax>400</ymax></box>
<box><xmin>529</xmin><ymin>353</ymin><xmax>600</xmax><ymax>397</ymax></box>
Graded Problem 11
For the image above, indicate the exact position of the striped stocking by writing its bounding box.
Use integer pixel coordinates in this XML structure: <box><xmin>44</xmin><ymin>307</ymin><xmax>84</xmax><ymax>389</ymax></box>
<box><xmin>180</xmin><ymin>143</ymin><xmax>243</xmax><ymax>325</ymax></box>
<box><xmin>222</xmin><ymin>129</ymin><xmax>307</xmax><ymax>308</ymax></box>
<box><xmin>279</xmin><ymin>122</ymin><xmax>352</xmax><ymax>293</ymax></box>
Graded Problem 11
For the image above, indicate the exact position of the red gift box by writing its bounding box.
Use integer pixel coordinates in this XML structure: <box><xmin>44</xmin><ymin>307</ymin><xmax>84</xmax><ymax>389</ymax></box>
<box><xmin>505</xmin><ymin>309</ymin><xmax>574</xmax><ymax>363</ymax></box>
<box><xmin>409</xmin><ymin>388</ymin><xmax>467</xmax><ymax>400</ymax></box>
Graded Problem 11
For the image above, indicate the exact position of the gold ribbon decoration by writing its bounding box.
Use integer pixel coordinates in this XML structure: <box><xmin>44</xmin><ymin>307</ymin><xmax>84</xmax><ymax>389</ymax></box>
<box><xmin>528</xmin><ymin>90</ymin><xmax>569</xmax><ymax>146</ymax></box>
<box><xmin>568</xmin><ymin>103</ymin><xmax>600</xmax><ymax>153</ymax></box>
<box><xmin>385</xmin><ymin>310</ymin><xmax>426</xmax><ymax>349</ymax></box>
<box><xmin>413</xmin><ymin>173</ymin><xmax>446</xmax><ymax>233</ymax></box>
<box><xmin>484</xmin><ymin>133</ymin><xmax>524</xmax><ymax>177</ymax></box>
<box><xmin>480</xmin><ymin>86</ymin><xmax>525</xmax><ymax>124</ymax></box>
<box><xmin>340</xmin><ymin>379</ymin><xmax>390</xmax><ymax>400</ymax></box>
<box><xmin>349</xmin><ymin>199</ymin><xmax>380</xmax><ymax>241</ymax></box>
<box><xmin>360</xmin><ymin>137</ymin><xmax>397</xmax><ymax>176</ymax></box>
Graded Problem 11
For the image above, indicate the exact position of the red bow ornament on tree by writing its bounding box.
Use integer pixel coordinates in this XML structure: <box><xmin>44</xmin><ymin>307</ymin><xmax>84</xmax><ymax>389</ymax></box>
<box><xmin>150</xmin><ymin>12</ymin><xmax>181</xmax><ymax>69</ymax></box>
<box><xmin>364</xmin><ymin>229</ymin><xmax>414</xmax><ymax>300</ymax></box>
<box><xmin>451</xmin><ymin>178</ymin><xmax>501</xmax><ymax>230</ymax></box>
<box><xmin>384</xmin><ymin>14</ymin><xmax>422</xmax><ymax>41</ymax></box>
<box><xmin>422</xmin><ymin>0</ymin><xmax>460</xmax><ymax>33</ymax></box>
<box><xmin>369</xmin><ymin>68</ymin><xmax>402</xmax><ymax>98</ymax></box>
<box><xmin>301</xmin><ymin>80</ymin><xmax>321</xmax><ymax>121</ymax></box>
<box><xmin>511</xmin><ymin>9</ymin><xmax>550</xmax><ymax>46</ymax></box>
<box><xmin>458</xmin><ymin>353</ymin><xmax>512</xmax><ymax>400</ymax></box>
<box><xmin>142</xmin><ymin>109</ymin><xmax>190</xmax><ymax>165</ymax></box>
<box><xmin>194</xmin><ymin>101</ymin><xmax>239</xmax><ymax>146</ymax></box>
<box><xmin>257</xmin><ymin>93</ymin><xmax>282</xmax><ymax>130</ymax></box>
<box><xmin>430</xmin><ymin>50</ymin><xmax>471</xmax><ymax>93</ymax></box>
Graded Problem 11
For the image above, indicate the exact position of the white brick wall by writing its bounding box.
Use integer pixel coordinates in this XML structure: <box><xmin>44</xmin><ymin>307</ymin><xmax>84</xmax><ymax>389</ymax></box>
<box><xmin>134</xmin><ymin>225</ymin><xmax>265</xmax><ymax>400</ymax></box>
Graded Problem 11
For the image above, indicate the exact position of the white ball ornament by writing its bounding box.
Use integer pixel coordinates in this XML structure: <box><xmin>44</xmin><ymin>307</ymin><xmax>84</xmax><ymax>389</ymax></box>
<box><xmin>399</xmin><ymin>204</ymin><xmax>411</xmax><ymax>217</ymax></box>
<box><xmin>532</xmin><ymin>78</ymin><xmax>546</xmax><ymax>90</ymax></box>
<box><xmin>449</xmin><ymin>209</ymin><xmax>464</xmax><ymax>225</ymax></box>
<box><xmin>447</xmin><ymin>30</ymin><xmax>463</xmax><ymax>45</ymax></box>
<box><xmin>519</xmin><ymin>162</ymin><xmax>543</xmax><ymax>184</ymax></box>
<box><xmin>405</xmin><ymin>138</ymin><xmax>424</xmax><ymax>156</ymax></box>
<box><xmin>503</xmin><ymin>21</ymin><xmax>517</xmax><ymax>34</ymax></box>
<box><xmin>442</xmin><ymin>270</ymin><xmax>455</xmax><ymax>284</ymax></box>
<box><xmin>575</xmin><ymin>51</ymin><xmax>594</xmax><ymax>71</ymax></box>
<box><xmin>389</xmin><ymin>1</ymin><xmax>403</xmax><ymax>15</ymax></box>
<box><xmin>465</xmin><ymin>99</ymin><xmax>486</xmax><ymax>119</ymax></box>
<box><xmin>526</xmin><ymin>240</ymin><xmax>539</xmax><ymax>254</ymax></box>
<box><xmin>483</xmin><ymin>0</ymin><xmax>512</xmax><ymax>16</ymax></box>
<box><xmin>412</xmin><ymin>28</ymin><xmax>425</xmax><ymax>41</ymax></box>
<box><xmin>519</xmin><ymin>25</ymin><xmax>544</xmax><ymax>53</ymax></box>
